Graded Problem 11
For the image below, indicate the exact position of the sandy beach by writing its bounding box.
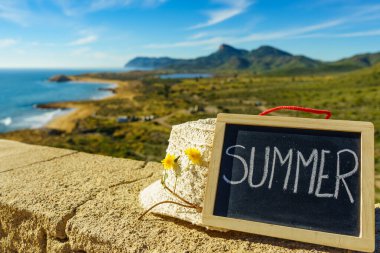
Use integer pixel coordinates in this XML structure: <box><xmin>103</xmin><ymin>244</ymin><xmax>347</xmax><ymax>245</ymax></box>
<box><xmin>41</xmin><ymin>76</ymin><xmax>137</xmax><ymax>133</ymax></box>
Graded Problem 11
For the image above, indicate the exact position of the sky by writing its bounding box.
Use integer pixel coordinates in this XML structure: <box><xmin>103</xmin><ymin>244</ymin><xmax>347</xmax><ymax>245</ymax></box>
<box><xmin>1</xmin><ymin>0</ymin><xmax>380</xmax><ymax>68</ymax></box>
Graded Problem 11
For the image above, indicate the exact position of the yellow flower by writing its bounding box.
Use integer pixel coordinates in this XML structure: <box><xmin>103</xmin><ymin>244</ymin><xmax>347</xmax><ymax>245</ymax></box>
<box><xmin>185</xmin><ymin>147</ymin><xmax>202</xmax><ymax>165</ymax></box>
<box><xmin>161</xmin><ymin>154</ymin><xmax>176</xmax><ymax>170</ymax></box>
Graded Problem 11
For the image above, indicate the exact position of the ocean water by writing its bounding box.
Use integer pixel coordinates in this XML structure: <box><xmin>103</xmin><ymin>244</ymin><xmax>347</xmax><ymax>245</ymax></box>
<box><xmin>0</xmin><ymin>69</ymin><xmax>124</xmax><ymax>133</ymax></box>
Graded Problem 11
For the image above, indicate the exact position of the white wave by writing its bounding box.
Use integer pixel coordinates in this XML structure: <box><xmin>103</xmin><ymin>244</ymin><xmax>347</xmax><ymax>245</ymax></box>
<box><xmin>22</xmin><ymin>109</ymin><xmax>64</xmax><ymax>129</ymax></box>
<box><xmin>0</xmin><ymin>117</ymin><xmax>12</xmax><ymax>126</ymax></box>
<box><xmin>91</xmin><ymin>93</ymin><xmax>112</xmax><ymax>100</ymax></box>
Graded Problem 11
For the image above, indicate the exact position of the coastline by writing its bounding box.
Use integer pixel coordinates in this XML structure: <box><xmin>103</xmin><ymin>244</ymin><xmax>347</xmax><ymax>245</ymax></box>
<box><xmin>39</xmin><ymin>76</ymin><xmax>122</xmax><ymax>133</ymax></box>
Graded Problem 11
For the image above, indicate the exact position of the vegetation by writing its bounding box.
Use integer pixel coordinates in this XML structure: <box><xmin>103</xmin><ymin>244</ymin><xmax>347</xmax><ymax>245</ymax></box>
<box><xmin>1</xmin><ymin>63</ymin><xmax>379</xmax><ymax>201</ymax></box>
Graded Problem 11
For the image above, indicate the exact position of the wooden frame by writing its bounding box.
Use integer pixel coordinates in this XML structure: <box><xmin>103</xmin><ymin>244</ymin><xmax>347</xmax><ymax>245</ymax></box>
<box><xmin>202</xmin><ymin>113</ymin><xmax>375</xmax><ymax>252</ymax></box>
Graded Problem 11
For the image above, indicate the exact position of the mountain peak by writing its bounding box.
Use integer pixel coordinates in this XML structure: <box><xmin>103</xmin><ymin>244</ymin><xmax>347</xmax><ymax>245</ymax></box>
<box><xmin>252</xmin><ymin>45</ymin><xmax>292</xmax><ymax>57</ymax></box>
<box><xmin>218</xmin><ymin>44</ymin><xmax>237</xmax><ymax>52</ymax></box>
<box><xmin>257</xmin><ymin>45</ymin><xmax>278</xmax><ymax>50</ymax></box>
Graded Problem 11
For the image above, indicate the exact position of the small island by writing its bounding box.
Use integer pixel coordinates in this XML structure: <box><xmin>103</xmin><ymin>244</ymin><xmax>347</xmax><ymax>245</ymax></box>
<box><xmin>49</xmin><ymin>75</ymin><xmax>72</xmax><ymax>82</ymax></box>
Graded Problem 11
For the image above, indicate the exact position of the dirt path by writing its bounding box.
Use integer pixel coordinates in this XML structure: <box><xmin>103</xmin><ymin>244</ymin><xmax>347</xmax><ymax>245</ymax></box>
<box><xmin>154</xmin><ymin>115</ymin><xmax>172</xmax><ymax>128</ymax></box>
<box><xmin>153</xmin><ymin>109</ymin><xmax>189</xmax><ymax>128</ymax></box>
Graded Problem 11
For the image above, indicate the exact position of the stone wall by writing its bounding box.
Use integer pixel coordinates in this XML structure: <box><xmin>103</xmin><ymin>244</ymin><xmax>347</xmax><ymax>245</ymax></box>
<box><xmin>0</xmin><ymin>140</ymin><xmax>378</xmax><ymax>252</ymax></box>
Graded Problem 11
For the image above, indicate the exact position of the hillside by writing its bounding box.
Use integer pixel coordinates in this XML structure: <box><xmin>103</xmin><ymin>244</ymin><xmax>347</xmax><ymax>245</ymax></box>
<box><xmin>125</xmin><ymin>44</ymin><xmax>380</xmax><ymax>75</ymax></box>
<box><xmin>332</xmin><ymin>52</ymin><xmax>380</xmax><ymax>70</ymax></box>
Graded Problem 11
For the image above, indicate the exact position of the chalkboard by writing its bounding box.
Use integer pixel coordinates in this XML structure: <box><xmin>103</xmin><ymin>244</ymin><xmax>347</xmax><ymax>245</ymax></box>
<box><xmin>214</xmin><ymin>124</ymin><xmax>361</xmax><ymax>235</ymax></box>
<box><xmin>202</xmin><ymin>114</ymin><xmax>375</xmax><ymax>252</ymax></box>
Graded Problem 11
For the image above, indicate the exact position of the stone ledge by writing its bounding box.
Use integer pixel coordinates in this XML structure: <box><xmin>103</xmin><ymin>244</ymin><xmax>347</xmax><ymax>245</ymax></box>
<box><xmin>0</xmin><ymin>140</ymin><xmax>75</xmax><ymax>173</ymax></box>
<box><xmin>0</xmin><ymin>140</ymin><xmax>378</xmax><ymax>252</ymax></box>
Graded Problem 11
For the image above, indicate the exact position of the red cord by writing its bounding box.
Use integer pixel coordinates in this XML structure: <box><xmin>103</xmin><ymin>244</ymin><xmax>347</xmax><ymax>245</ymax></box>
<box><xmin>259</xmin><ymin>106</ymin><xmax>332</xmax><ymax>119</ymax></box>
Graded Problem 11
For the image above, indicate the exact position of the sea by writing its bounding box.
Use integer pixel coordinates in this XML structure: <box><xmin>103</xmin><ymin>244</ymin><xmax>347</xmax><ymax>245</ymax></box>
<box><xmin>0</xmin><ymin>68</ymin><xmax>126</xmax><ymax>133</ymax></box>
<box><xmin>0</xmin><ymin>69</ymin><xmax>212</xmax><ymax>133</ymax></box>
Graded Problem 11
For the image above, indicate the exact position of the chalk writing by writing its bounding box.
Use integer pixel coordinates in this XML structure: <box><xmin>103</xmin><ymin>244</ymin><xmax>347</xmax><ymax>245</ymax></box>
<box><xmin>223</xmin><ymin>145</ymin><xmax>358</xmax><ymax>203</ymax></box>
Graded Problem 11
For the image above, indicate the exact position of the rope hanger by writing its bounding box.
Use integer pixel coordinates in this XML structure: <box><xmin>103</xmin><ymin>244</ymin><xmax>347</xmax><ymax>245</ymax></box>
<box><xmin>259</xmin><ymin>106</ymin><xmax>332</xmax><ymax>119</ymax></box>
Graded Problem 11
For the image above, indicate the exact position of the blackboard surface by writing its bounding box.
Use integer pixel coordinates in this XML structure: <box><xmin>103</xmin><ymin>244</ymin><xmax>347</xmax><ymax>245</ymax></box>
<box><xmin>214</xmin><ymin>124</ymin><xmax>361</xmax><ymax>236</ymax></box>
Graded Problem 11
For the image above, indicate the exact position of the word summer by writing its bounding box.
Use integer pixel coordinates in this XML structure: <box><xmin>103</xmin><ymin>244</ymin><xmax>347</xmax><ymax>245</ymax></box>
<box><xmin>222</xmin><ymin>145</ymin><xmax>359</xmax><ymax>203</ymax></box>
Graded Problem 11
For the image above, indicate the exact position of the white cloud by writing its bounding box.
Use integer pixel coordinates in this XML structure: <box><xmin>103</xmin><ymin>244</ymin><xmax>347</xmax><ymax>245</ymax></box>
<box><xmin>69</xmin><ymin>35</ymin><xmax>98</xmax><ymax>46</ymax></box>
<box><xmin>142</xmin><ymin>0</ymin><xmax>168</xmax><ymax>8</ymax></box>
<box><xmin>352</xmin><ymin>4</ymin><xmax>380</xmax><ymax>16</ymax></box>
<box><xmin>189</xmin><ymin>32</ymin><xmax>209</xmax><ymax>40</ymax></box>
<box><xmin>0</xmin><ymin>1</ymin><xmax>29</xmax><ymax>26</ymax></box>
<box><xmin>190</xmin><ymin>0</ymin><xmax>253</xmax><ymax>29</ymax></box>
<box><xmin>0</xmin><ymin>38</ymin><xmax>18</xmax><ymax>48</ymax></box>
<box><xmin>233</xmin><ymin>19</ymin><xmax>344</xmax><ymax>43</ymax></box>
<box><xmin>70</xmin><ymin>47</ymin><xmax>91</xmax><ymax>56</ymax></box>
<box><xmin>89</xmin><ymin>0</ymin><xmax>132</xmax><ymax>12</ymax></box>
<box><xmin>55</xmin><ymin>0</ymin><xmax>168</xmax><ymax>16</ymax></box>
<box><xmin>69</xmin><ymin>45</ymin><xmax>112</xmax><ymax>60</ymax></box>
<box><xmin>92</xmin><ymin>52</ymin><xmax>108</xmax><ymax>59</ymax></box>
<box><xmin>146</xmin><ymin>37</ymin><xmax>225</xmax><ymax>49</ymax></box>
<box><xmin>295</xmin><ymin>29</ymin><xmax>380</xmax><ymax>39</ymax></box>
<box><xmin>334</xmin><ymin>29</ymin><xmax>380</xmax><ymax>38</ymax></box>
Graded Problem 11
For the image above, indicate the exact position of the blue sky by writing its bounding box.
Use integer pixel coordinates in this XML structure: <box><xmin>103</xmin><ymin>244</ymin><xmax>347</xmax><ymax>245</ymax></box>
<box><xmin>1</xmin><ymin>0</ymin><xmax>380</xmax><ymax>68</ymax></box>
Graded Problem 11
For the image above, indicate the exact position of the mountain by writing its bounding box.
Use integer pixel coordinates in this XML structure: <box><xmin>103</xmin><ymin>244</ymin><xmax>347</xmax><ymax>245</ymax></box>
<box><xmin>332</xmin><ymin>52</ymin><xmax>380</xmax><ymax>69</ymax></box>
<box><xmin>246</xmin><ymin>46</ymin><xmax>321</xmax><ymax>73</ymax></box>
<box><xmin>126</xmin><ymin>57</ymin><xmax>182</xmax><ymax>69</ymax></box>
<box><xmin>125</xmin><ymin>44</ymin><xmax>380</xmax><ymax>74</ymax></box>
